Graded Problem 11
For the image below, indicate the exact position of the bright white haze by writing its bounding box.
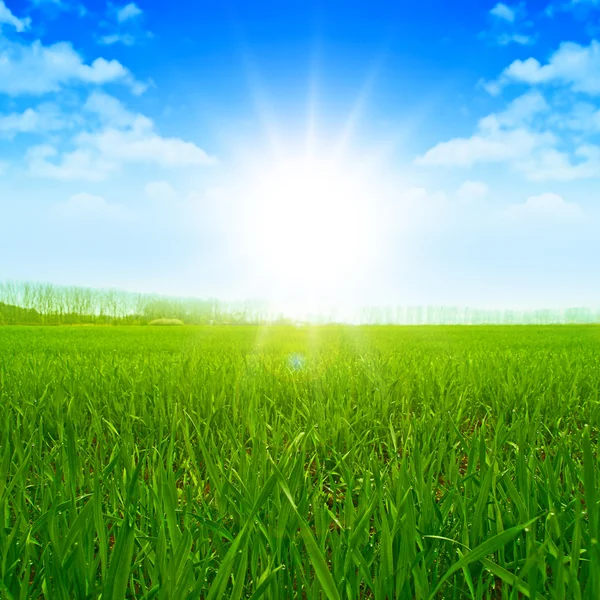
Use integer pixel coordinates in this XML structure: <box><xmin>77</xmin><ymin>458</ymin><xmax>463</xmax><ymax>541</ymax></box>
<box><xmin>238</xmin><ymin>155</ymin><xmax>376</xmax><ymax>309</ymax></box>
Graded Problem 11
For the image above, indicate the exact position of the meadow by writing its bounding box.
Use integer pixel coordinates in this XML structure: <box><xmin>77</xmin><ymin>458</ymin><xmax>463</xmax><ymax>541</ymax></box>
<box><xmin>1</xmin><ymin>324</ymin><xmax>599</xmax><ymax>599</ymax></box>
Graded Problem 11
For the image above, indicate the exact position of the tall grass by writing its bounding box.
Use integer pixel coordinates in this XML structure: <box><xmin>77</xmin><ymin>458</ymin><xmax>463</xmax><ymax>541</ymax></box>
<box><xmin>0</xmin><ymin>325</ymin><xmax>599</xmax><ymax>598</ymax></box>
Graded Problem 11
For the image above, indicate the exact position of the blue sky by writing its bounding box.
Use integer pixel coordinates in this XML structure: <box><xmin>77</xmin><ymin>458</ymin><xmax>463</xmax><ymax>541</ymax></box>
<box><xmin>1</xmin><ymin>0</ymin><xmax>600</xmax><ymax>312</ymax></box>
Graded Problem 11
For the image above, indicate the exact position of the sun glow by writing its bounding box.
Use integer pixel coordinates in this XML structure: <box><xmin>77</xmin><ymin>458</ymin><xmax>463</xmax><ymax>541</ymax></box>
<box><xmin>219</xmin><ymin>46</ymin><xmax>393</xmax><ymax>314</ymax></box>
<box><xmin>243</xmin><ymin>154</ymin><xmax>374</xmax><ymax>296</ymax></box>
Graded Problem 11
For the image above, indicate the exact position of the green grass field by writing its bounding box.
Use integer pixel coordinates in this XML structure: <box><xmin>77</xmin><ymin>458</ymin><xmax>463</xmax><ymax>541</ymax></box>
<box><xmin>1</xmin><ymin>325</ymin><xmax>599</xmax><ymax>599</ymax></box>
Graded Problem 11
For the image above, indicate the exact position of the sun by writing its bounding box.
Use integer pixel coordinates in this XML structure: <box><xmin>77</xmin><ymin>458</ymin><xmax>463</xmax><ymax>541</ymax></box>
<box><xmin>242</xmin><ymin>153</ymin><xmax>373</xmax><ymax>296</ymax></box>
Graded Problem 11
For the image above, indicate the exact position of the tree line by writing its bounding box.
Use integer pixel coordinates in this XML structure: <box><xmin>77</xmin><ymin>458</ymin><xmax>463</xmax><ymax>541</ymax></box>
<box><xmin>0</xmin><ymin>281</ymin><xmax>270</xmax><ymax>325</ymax></box>
<box><xmin>1</xmin><ymin>280</ymin><xmax>599</xmax><ymax>325</ymax></box>
<box><xmin>356</xmin><ymin>305</ymin><xmax>600</xmax><ymax>325</ymax></box>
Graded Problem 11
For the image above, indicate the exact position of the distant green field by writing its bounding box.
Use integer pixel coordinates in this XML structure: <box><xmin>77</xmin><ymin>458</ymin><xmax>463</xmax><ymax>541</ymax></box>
<box><xmin>1</xmin><ymin>325</ymin><xmax>600</xmax><ymax>599</ymax></box>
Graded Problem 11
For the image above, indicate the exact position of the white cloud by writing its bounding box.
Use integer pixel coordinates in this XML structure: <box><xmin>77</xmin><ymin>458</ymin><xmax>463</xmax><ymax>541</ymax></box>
<box><xmin>506</xmin><ymin>193</ymin><xmax>583</xmax><ymax>219</ymax></box>
<box><xmin>51</xmin><ymin>192</ymin><xmax>129</xmax><ymax>220</ymax></box>
<box><xmin>546</xmin><ymin>0</ymin><xmax>600</xmax><ymax>16</ymax></box>
<box><xmin>117</xmin><ymin>3</ymin><xmax>142</xmax><ymax>22</ymax></box>
<box><xmin>0</xmin><ymin>38</ymin><xmax>146</xmax><ymax>95</ymax></box>
<box><xmin>0</xmin><ymin>104</ymin><xmax>74</xmax><ymax>137</ymax></box>
<box><xmin>76</xmin><ymin>117</ymin><xmax>216</xmax><ymax>168</ymax></box>
<box><xmin>27</xmin><ymin>145</ymin><xmax>115</xmax><ymax>181</ymax></box>
<box><xmin>30</xmin><ymin>0</ymin><xmax>86</xmax><ymax>13</ymax></box>
<box><xmin>480</xmin><ymin>90</ymin><xmax>549</xmax><ymax>129</ymax></box>
<box><xmin>99</xmin><ymin>33</ymin><xmax>136</xmax><ymax>46</ymax></box>
<box><xmin>0</xmin><ymin>0</ymin><xmax>31</xmax><ymax>32</ymax></box>
<box><xmin>83</xmin><ymin>90</ymin><xmax>138</xmax><ymax>127</ymax></box>
<box><xmin>490</xmin><ymin>3</ymin><xmax>516</xmax><ymax>22</ymax></box>
<box><xmin>561</xmin><ymin>101</ymin><xmax>600</xmax><ymax>131</ymax></box>
<box><xmin>469</xmin><ymin>45</ymin><xmax>600</xmax><ymax>181</ymax></box>
<box><xmin>482</xmin><ymin>79</ymin><xmax>502</xmax><ymax>96</ymax></box>
<box><xmin>99</xmin><ymin>3</ymin><xmax>148</xmax><ymax>46</ymax></box>
<box><xmin>417</xmin><ymin>122</ymin><xmax>600</xmax><ymax>181</ymax></box>
<box><xmin>414</xmin><ymin>89</ymin><xmax>600</xmax><ymax>181</ymax></box>
<box><xmin>27</xmin><ymin>93</ymin><xmax>216</xmax><ymax>181</ymax></box>
<box><xmin>518</xmin><ymin>145</ymin><xmax>600</xmax><ymax>181</ymax></box>
<box><xmin>483</xmin><ymin>2</ymin><xmax>534</xmax><ymax>46</ymax></box>
<box><xmin>456</xmin><ymin>181</ymin><xmax>489</xmax><ymax>203</ymax></box>
<box><xmin>492</xmin><ymin>40</ymin><xmax>600</xmax><ymax>95</ymax></box>
<box><xmin>145</xmin><ymin>180</ymin><xmax>178</xmax><ymax>202</ymax></box>
<box><xmin>496</xmin><ymin>33</ymin><xmax>535</xmax><ymax>46</ymax></box>
<box><xmin>415</xmin><ymin>127</ymin><xmax>550</xmax><ymax>167</ymax></box>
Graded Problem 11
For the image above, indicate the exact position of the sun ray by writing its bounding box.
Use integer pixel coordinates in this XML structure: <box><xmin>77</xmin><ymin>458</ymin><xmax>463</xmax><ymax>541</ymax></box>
<box><xmin>332</xmin><ymin>52</ymin><xmax>386</xmax><ymax>161</ymax></box>
<box><xmin>237</xmin><ymin>43</ymin><xmax>285</xmax><ymax>158</ymax></box>
<box><xmin>305</xmin><ymin>37</ymin><xmax>322</xmax><ymax>158</ymax></box>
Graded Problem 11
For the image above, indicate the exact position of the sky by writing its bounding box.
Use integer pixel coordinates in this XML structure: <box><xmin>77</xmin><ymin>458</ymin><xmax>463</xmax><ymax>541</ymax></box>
<box><xmin>1</xmin><ymin>0</ymin><xmax>600</xmax><ymax>313</ymax></box>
